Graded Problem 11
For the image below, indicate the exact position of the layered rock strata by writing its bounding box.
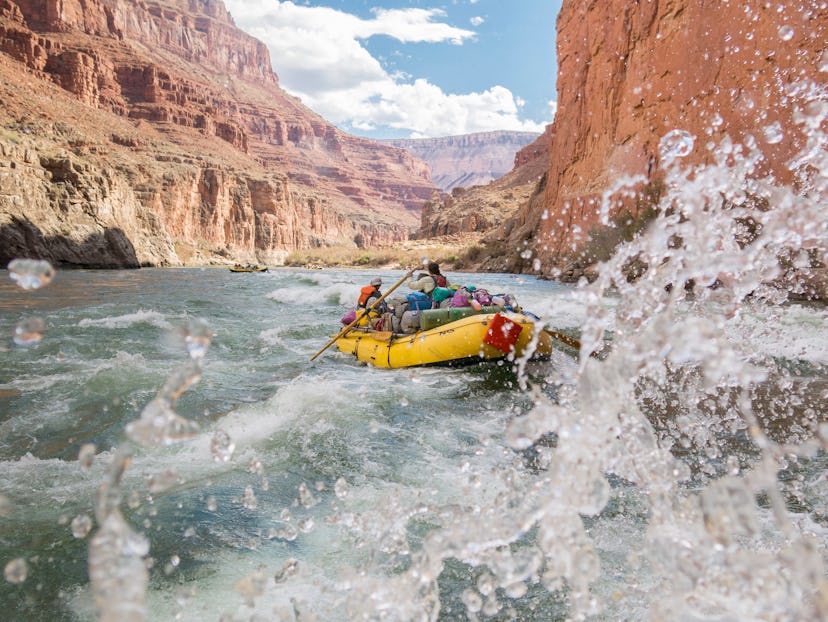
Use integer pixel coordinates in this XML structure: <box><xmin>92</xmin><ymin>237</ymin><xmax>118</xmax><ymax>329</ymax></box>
<box><xmin>496</xmin><ymin>0</ymin><xmax>827</xmax><ymax>280</ymax></box>
<box><xmin>0</xmin><ymin>0</ymin><xmax>435</xmax><ymax>267</ymax></box>
<box><xmin>388</xmin><ymin>131</ymin><xmax>540</xmax><ymax>192</ymax></box>
<box><xmin>417</xmin><ymin>126</ymin><xmax>553</xmax><ymax>238</ymax></box>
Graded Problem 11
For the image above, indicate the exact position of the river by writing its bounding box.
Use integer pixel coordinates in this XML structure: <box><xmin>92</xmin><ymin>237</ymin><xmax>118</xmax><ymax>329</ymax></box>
<box><xmin>0</xmin><ymin>258</ymin><xmax>826</xmax><ymax>621</ymax></box>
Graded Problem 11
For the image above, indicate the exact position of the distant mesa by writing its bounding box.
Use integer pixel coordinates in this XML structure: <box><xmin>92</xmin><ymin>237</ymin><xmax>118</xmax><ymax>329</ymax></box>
<box><xmin>386</xmin><ymin>131</ymin><xmax>540</xmax><ymax>192</ymax></box>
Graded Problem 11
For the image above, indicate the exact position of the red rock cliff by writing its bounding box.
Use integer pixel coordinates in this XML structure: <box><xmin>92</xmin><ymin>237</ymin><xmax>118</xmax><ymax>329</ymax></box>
<box><xmin>502</xmin><ymin>0</ymin><xmax>826</xmax><ymax>275</ymax></box>
<box><xmin>0</xmin><ymin>0</ymin><xmax>435</xmax><ymax>267</ymax></box>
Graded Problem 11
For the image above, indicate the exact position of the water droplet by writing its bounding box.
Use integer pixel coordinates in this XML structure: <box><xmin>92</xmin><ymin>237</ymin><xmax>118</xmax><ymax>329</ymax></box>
<box><xmin>4</xmin><ymin>558</ymin><xmax>28</xmax><ymax>584</ymax></box>
<box><xmin>8</xmin><ymin>258</ymin><xmax>55</xmax><ymax>290</ymax></box>
<box><xmin>147</xmin><ymin>470</ymin><xmax>180</xmax><ymax>494</ymax></box>
<box><xmin>777</xmin><ymin>25</ymin><xmax>794</xmax><ymax>41</ymax></box>
<box><xmin>12</xmin><ymin>317</ymin><xmax>45</xmax><ymax>346</ymax></box>
<box><xmin>268</xmin><ymin>524</ymin><xmax>298</xmax><ymax>541</ymax></box>
<box><xmin>659</xmin><ymin>130</ymin><xmax>695</xmax><ymax>162</ymax></box>
<box><xmin>241</xmin><ymin>485</ymin><xmax>257</xmax><ymax>510</ymax></box>
<box><xmin>334</xmin><ymin>477</ymin><xmax>350</xmax><ymax>498</ymax></box>
<box><xmin>210</xmin><ymin>429</ymin><xmax>235</xmax><ymax>463</ymax></box>
<box><xmin>183</xmin><ymin>318</ymin><xmax>212</xmax><ymax>360</ymax></box>
<box><xmin>78</xmin><ymin>443</ymin><xmax>96</xmax><ymax>472</ymax></box>
<box><xmin>273</xmin><ymin>558</ymin><xmax>298</xmax><ymax>583</ymax></box>
<box><xmin>298</xmin><ymin>517</ymin><xmax>315</xmax><ymax>533</ymax></box>
<box><xmin>125</xmin><ymin>397</ymin><xmax>200</xmax><ymax>446</ymax></box>
<box><xmin>764</xmin><ymin>121</ymin><xmax>784</xmax><ymax>144</ymax></box>
<box><xmin>299</xmin><ymin>482</ymin><xmax>318</xmax><ymax>508</ymax></box>
<box><xmin>206</xmin><ymin>496</ymin><xmax>217</xmax><ymax>512</ymax></box>
<box><xmin>247</xmin><ymin>459</ymin><xmax>263</xmax><ymax>475</ymax></box>
<box><xmin>462</xmin><ymin>589</ymin><xmax>483</xmax><ymax>613</ymax></box>
<box><xmin>71</xmin><ymin>514</ymin><xmax>93</xmax><ymax>538</ymax></box>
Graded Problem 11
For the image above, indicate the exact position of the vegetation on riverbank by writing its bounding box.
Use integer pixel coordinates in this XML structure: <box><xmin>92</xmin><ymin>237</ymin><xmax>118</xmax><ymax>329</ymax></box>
<box><xmin>284</xmin><ymin>233</ymin><xmax>486</xmax><ymax>271</ymax></box>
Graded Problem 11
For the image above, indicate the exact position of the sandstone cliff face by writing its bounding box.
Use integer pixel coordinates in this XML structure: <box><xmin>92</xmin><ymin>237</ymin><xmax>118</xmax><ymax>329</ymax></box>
<box><xmin>0</xmin><ymin>0</ymin><xmax>435</xmax><ymax>267</ymax></box>
<box><xmin>417</xmin><ymin>126</ymin><xmax>553</xmax><ymax>238</ymax></box>
<box><xmin>387</xmin><ymin>131</ymin><xmax>539</xmax><ymax>192</ymax></box>
<box><xmin>497</xmin><ymin>0</ymin><xmax>827</xmax><ymax>276</ymax></box>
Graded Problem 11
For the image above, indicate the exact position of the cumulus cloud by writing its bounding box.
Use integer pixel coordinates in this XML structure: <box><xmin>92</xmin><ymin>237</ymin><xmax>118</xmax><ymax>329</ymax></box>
<box><xmin>223</xmin><ymin>0</ymin><xmax>545</xmax><ymax>137</ymax></box>
<box><xmin>470</xmin><ymin>16</ymin><xmax>485</xmax><ymax>27</ymax></box>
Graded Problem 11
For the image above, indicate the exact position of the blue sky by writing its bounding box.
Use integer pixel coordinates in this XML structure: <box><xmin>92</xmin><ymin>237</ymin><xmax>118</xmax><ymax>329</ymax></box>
<box><xmin>222</xmin><ymin>1</ymin><xmax>562</xmax><ymax>139</ymax></box>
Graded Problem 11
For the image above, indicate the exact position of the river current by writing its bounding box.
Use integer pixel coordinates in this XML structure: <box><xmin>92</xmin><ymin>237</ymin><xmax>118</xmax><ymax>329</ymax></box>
<box><xmin>0</xmin><ymin>257</ymin><xmax>826</xmax><ymax>620</ymax></box>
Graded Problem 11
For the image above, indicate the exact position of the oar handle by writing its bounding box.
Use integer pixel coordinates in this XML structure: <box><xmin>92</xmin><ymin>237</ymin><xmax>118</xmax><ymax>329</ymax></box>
<box><xmin>310</xmin><ymin>269</ymin><xmax>414</xmax><ymax>362</ymax></box>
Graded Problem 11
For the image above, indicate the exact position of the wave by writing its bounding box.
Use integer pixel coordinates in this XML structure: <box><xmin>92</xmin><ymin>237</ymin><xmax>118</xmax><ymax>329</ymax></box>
<box><xmin>77</xmin><ymin>310</ymin><xmax>173</xmax><ymax>330</ymax></box>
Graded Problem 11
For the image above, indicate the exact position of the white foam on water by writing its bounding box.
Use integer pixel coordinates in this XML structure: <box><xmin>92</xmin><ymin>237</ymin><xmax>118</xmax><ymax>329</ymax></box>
<box><xmin>267</xmin><ymin>280</ymin><xmax>360</xmax><ymax>307</ymax></box>
<box><xmin>77</xmin><ymin>309</ymin><xmax>173</xmax><ymax>330</ymax></box>
<box><xmin>725</xmin><ymin>301</ymin><xmax>828</xmax><ymax>364</ymax></box>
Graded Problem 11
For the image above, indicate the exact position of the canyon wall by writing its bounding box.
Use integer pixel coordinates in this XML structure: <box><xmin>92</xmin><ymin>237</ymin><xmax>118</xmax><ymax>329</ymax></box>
<box><xmin>417</xmin><ymin>126</ymin><xmax>553</xmax><ymax>238</ymax></box>
<box><xmin>387</xmin><ymin>131</ymin><xmax>540</xmax><ymax>192</ymax></box>
<box><xmin>497</xmin><ymin>0</ymin><xmax>826</xmax><ymax>276</ymax></box>
<box><xmin>0</xmin><ymin>0</ymin><xmax>435</xmax><ymax>267</ymax></box>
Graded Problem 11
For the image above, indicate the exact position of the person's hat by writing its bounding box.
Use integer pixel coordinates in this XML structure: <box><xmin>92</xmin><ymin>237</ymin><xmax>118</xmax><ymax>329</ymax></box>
<box><xmin>370</xmin><ymin>277</ymin><xmax>382</xmax><ymax>286</ymax></box>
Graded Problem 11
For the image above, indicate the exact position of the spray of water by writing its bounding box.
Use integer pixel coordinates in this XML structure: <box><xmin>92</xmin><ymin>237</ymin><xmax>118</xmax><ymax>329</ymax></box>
<box><xmin>88</xmin><ymin>318</ymin><xmax>213</xmax><ymax>620</ymax></box>
<box><xmin>288</xmin><ymin>79</ymin><xmax>827</xmax><ymax>619</ymax></box>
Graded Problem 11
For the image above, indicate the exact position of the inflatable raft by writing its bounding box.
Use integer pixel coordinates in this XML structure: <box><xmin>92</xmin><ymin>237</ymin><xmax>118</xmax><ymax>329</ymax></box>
<box><xmin>333</xmin><ymin>310</ymin><xmax>552</xmax><ymax>368</ymax></box>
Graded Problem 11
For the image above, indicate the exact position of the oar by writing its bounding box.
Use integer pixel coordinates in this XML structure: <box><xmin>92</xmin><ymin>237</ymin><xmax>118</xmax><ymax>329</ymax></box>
<box><xmin>310</xmin><ymin>269</ymin><xmax>414</xmax><ymax>362</ymax></box>
<box><xmin>543</xmin><ymin>327</ymin><xmax>582</xmax><ymax>351</ymax></box>
<box><xmin>543</xmin><ymin>327</ymin><xmax>609</xmax><ymax>359</ymax></box>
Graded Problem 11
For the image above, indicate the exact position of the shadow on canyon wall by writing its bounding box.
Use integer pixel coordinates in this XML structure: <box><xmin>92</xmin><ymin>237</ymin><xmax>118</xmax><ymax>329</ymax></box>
<box><xmin>0</xmin><ymin>218</ymin><xmax>140</xmax><ymax>269</ymax></box>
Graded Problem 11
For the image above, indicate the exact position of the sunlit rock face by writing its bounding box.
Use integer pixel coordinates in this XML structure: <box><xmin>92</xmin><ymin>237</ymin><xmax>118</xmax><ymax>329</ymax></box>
<box><xmin>502</xmin><ymin>0</ymin><xmax>826</xmax><ymax>283</ymax></box>
<box><xmin>0</xmin><ymin>0</ymin><xmax>435</xmax><ymax>267</ymax></box>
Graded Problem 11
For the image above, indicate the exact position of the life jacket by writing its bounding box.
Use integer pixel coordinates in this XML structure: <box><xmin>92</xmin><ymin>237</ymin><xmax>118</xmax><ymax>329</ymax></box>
<box><xmin>358</xmin><ymin>285</ymin><xmax>380</xmax><ymax>307</ymax></box>
<box><xmin>433</xmin><ymin>274</ymin><xmax>447</xmax><ymax>287</ymax></box>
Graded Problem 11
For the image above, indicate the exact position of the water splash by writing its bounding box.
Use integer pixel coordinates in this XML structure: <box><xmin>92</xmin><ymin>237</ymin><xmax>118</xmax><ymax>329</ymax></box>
<box><xmin>89</xmin><ymin>449</ymin><xmax>149</xmax><ymax>622</ymax></box>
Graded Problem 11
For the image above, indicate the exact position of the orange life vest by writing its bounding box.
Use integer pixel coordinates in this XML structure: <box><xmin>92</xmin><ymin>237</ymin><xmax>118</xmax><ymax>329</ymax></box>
<box><xmin>358</xmin><ymin>285</ymin><xmax>380</xmax><ymax>307</ymax></box>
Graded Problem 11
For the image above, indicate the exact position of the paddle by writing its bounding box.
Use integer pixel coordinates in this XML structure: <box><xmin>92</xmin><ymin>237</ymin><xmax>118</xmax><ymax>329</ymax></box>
<box><xmin>310</xmin><ymin>269</ymin><xmax>414</xmax><ymax>361</ymax></box>
<box><xmin>543</xmin><ymin>327</ymin><xmax>582</xmax><ymax>351</ymax></box>
<box><xmin>543</xmin><ymin>327</ymin><xmax>609</xmax><ymax>359</ymax></box>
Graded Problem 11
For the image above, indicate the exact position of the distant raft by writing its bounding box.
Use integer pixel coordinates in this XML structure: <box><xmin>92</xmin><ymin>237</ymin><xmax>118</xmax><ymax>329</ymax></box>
<box><xmin>333</xmin><ymin>310</ymin><xmax>552</xmax><ymax>369</ymax></box>
<box><xmin>229</xmin><ymin>265</ymin><xmax>268</xmax><ymax>273</ymax></box>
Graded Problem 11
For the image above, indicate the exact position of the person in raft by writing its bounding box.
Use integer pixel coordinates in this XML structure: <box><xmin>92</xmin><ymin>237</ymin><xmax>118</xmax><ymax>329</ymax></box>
<box><xmin>407</xmin><ymin>262</ymin><xmax>449</xmax><ymax>294</ymax></box>
<box><xmin>358</xmin><ymin>277</ymin><xmax>386</xmax><ymax>312</ymax></box>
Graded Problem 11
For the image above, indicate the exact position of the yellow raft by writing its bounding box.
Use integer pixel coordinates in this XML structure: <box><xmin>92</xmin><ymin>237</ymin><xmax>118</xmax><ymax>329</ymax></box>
<box><xmin>333</xmin><ymin>311</ymin><xmax>553</xmax><ymax>369</ymax></box>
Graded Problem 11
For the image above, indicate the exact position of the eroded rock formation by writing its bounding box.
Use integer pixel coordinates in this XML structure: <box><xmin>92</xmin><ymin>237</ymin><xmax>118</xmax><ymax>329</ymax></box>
<box><xmin>0</xmin><ymin>0</ymin><xmax>435</xmax><ymax>267</ymax></box>
<box><xmin>417</xmin><ymin>126</ymin><xmax>553</xmax><ymax>238</ymax></box>
<box><xmin>495</xmin><ymin>0</ymin><xmax>827</xmax><ymax>278</ymax></box>
<box><xmin>387</xmin><ymin>131</ymin><xmax>540</xmax><ymax>192</ymax></box>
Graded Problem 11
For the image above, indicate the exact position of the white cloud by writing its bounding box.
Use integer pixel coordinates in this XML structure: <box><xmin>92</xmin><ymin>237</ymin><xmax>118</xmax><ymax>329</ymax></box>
<box><xmin>223</xmin><ymin>1</ymin><xmax>545</xmax><ymax>137</ymax></box>
<box><xmin>548</xmin><ymin>100</ymin><xmax>558</xmax><ymax>121</ymax></box>
<box><xmin>470</xmin><ymin>16</ymin><xmax>485</xmax><ymax>27</ymax></box>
